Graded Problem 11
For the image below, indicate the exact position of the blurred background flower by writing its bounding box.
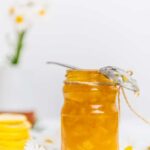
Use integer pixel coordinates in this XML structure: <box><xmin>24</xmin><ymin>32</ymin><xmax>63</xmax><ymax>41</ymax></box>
<box><xmin>7</xmin><ymin>0</ymin><xmax>47</xmax><ymax>65</ymax></box>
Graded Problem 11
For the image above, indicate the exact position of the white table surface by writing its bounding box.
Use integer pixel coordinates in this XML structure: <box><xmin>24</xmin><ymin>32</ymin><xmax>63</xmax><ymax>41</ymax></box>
<box><xmin>33</xmin><ymin>119</ymin><xmax>150</xmax><ymax>150</ymax></box>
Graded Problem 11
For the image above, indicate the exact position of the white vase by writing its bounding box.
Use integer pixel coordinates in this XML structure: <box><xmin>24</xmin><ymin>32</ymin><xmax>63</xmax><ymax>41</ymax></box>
<box><xmin>0</xmin><ymin>65</ymin><xmax>36</xmax><ymax>112</ymax></box>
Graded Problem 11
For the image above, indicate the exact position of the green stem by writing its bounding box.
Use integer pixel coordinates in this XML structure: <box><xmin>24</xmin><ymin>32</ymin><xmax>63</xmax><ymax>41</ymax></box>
<box><xmin>11</xmin><ymin>31</ymin><xmax>26</xmax><ymax>65</ymax></box>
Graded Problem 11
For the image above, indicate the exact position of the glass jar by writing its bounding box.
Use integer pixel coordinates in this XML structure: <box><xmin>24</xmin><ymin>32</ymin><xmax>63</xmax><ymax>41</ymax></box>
<box><xmin>61</xmin><ymin>70</ymin><xmax>119</xmax><ymax>150</ymax></box>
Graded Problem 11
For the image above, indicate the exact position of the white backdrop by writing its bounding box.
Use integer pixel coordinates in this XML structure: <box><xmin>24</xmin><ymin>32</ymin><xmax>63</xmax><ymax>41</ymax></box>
<box><xmin>0</xmin><ymin>0</ymin><xmax>150</xmax><ymax>121</ymax></box>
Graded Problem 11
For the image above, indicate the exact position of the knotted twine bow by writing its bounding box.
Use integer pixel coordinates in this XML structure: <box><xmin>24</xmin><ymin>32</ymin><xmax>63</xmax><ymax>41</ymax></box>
<box><xmin>100</xmin><ymin>66</ymin><xmax>150</xmax><ymax>125</ymax></box>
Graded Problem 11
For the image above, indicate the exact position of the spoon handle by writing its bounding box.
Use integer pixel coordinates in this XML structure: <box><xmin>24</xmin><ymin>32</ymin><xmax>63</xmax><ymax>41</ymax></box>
<box><xmin>46</xmin><ymin>61</ymin><xmax>80</xmax><ymax>70</ymax></box>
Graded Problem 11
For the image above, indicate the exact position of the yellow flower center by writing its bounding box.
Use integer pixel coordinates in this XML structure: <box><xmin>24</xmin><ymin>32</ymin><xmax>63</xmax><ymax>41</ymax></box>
<box><xmin>38</xmin><ymin>9</ymin><xmax>46</xmax><ymax>16</ymax></box>
<box><xmin>15</xmin><ymin>16</ymin><xmax>24</xmax><ymax>24</ymax></box>
<box><xmin>9</xmin><ymin>7</ymin><xmax>16</xmax><ymax>15</ymax></box>
<box><xmin>125</xmin><ymin>146</ymin><xmax>133</xmax><ymax>150</ymax></box>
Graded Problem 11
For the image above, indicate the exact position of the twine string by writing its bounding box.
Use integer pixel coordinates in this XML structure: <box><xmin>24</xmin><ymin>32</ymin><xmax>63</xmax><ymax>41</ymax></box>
<box><xmin>120</xmin><ymin>87</ymin><xmax>150</xmax><ymax>125</ymax></box>
<box><xmin>118</xmin><ymin>87</ymin><xmax>121</xmax><ymax>121</ymax></box>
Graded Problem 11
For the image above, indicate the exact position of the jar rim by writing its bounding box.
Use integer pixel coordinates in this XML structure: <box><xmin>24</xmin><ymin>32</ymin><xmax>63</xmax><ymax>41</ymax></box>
<box><xmin>65</xmin><ymin>69</ymin><xmax>117</xmax><ymax>87</ymax></box>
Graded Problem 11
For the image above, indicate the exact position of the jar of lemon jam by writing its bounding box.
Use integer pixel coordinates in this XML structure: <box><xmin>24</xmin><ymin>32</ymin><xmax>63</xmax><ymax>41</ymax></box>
<box><xmin>61</xmin><ymin>70</ymin><xmax>119</xmax><ymax>150</ymax></box>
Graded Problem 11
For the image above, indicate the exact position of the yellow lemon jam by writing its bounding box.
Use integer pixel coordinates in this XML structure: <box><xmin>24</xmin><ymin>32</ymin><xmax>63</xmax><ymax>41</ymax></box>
<box><xmin>62</xmin><ymin>70</ymin><xmax>119</xmax><ymax>150</ymax></box>
<box><xmin>0</xmin><ymin>114</ymin><xmax>31</xmax><ymax>150</ymax></box>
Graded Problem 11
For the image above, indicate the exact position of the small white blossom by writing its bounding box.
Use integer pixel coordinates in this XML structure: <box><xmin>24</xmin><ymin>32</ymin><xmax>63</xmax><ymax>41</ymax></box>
<box><xmin>25</xmin><ymin>139</ymin><xmax>46</xmax><ymax>150</ymax></box>
<box><xmin>9</xmin><ymin>0</ymin><xmax>47</xmax><ymax>32</ymax></box>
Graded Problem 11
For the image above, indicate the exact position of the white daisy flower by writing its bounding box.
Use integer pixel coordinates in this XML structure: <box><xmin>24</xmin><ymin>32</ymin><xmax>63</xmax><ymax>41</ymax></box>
<box><xmin>25</xmin><ymin>139</ymin><xmax>46</xmax><ymax>150</ymax></box>
<box><xmin>8</xmin><ymin>0</ymin><xmax>47</xmax><ymax>32</ymax></box>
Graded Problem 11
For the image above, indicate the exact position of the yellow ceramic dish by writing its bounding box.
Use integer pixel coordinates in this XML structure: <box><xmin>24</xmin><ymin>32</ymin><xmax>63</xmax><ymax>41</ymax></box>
<box><xmin>0</xmin><ymin>114</ymin><xmax>27</xmax><ymax>124</ymax></box>
<box><xmin>0</xmin><ymin>114</ymin><xmax>31</xmax><ymax>150</ymax></box>
<box><xmin>0</xmin><ymin>122</ymin><xmax>31</xmax><ymax>132</ymax></box>
<box><xmin>0</xmin><ymin>131</ymin><xmax>30</xmax><ymax>140</ymax></box>
<box><xmin>0</xmin><ymin>140</ymin><xmax>27</xmax><ymax>149</ymax></box>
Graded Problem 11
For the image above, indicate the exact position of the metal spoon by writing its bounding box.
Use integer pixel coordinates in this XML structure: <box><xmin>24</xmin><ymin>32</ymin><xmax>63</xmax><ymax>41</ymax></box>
<box><xmin>46</xmin><ymin>61</ymin><xmax>80</xmax><ymax>70</ymax></box>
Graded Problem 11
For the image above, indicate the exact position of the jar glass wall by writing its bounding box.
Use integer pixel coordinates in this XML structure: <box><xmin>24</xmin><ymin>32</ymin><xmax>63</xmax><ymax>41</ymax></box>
<box><xmin>62</xmin><ymin>70</ymin><xmax>119</xmax><ymax>150</ymax></box>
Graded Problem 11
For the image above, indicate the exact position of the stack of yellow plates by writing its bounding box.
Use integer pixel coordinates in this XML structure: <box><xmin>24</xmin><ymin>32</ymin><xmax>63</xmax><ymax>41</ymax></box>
<box><xmin>0</xmin><ymin>114</ymin><xmax>31</xmax><ymax>150</ymax></box>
